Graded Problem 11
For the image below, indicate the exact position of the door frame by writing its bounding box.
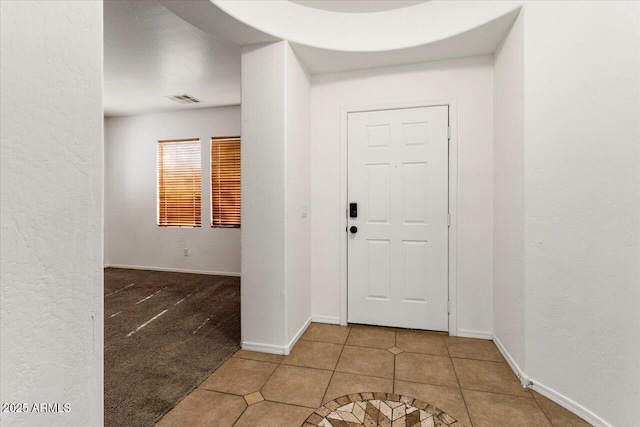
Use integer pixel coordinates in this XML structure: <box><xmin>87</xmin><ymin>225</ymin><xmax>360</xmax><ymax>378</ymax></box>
<box><xmin>339</xmin><ymin>99</ymin><xmax>459</xmax><ymax>336</ymax></box>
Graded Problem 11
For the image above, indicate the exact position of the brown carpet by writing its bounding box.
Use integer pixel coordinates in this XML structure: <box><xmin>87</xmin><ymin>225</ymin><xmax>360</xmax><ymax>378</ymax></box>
<box><xmin>104</xmin><ymin>268</ymin><xmax>240</xmax><ymax>427</ymax></box>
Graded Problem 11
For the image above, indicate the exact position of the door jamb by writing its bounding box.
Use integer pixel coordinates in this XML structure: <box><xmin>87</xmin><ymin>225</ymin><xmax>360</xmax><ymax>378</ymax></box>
<box><xmin>339</xmin><ymin>99</ymin><xmax>458</xmax><ymax>336</ymax></box>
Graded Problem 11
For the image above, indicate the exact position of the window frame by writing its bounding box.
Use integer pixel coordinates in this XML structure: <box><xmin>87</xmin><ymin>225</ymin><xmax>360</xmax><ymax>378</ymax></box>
<box><xmin>157</xmin><ymin>138</ymin><xmax>202</xmax><ymax>228</ymax></box>
<box><xmin>210</xmin><ymin>136</ymin><xmax>241</xmax><ymax>229</ymax></box>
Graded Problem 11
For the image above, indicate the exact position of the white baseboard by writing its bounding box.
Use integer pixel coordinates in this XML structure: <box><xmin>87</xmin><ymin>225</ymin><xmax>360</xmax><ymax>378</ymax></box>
<box><xmin>284</xmin><ymin>317</ymin><xmax>312</xmax><ymax>355</ymax></box>
<box><xmin>530</xmin><ymin>378</ymin><xmax>610</xmax><ymax>427</ymax></box>
<box><xmin>457</xmin><ymin>329</ymin><xmax>493</xmax><ymax>340</ymax></box>
<box><xmin>241</xmin><ymin>317</ymin><xmax>312</xmax><ymax>356</ymax></box>
<box><xmin>241</xmin><ymin>341</ymin><xmax>286</xmax><ymax>355</ymax></box>
<box><xmin>311</xmin><ymin>315</ymin><xmax>341</xmax><ymax>325</ymax></box>
<box><xmin>104</xmin><ymin>264</ymin><xmax>241</xmax><ymax>277</ymax></box>
<box><xmin>493</xmin><ymin>333</ymin><xmax>609</xmax><ymax>427</ymax></box>
<box><xmin>492</xmin><ymin>333</ymin><xmax>530</xmax><ymax>387</ymax></box>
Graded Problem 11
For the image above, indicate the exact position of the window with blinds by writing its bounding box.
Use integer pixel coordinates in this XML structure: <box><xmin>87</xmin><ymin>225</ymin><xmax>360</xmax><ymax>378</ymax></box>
<box><xmin>211</xmin><ymin>137</ymin><xmax>241</xmax><ymax>228</ymax></box>
<box><xmin>157</xmin><ymin>139</ymin><xmax>202</xmax><ymax>227</ymax></box>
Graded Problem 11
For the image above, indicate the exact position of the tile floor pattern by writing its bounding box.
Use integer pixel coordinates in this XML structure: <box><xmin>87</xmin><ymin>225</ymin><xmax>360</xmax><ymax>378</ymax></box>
<box><xmin>304</xmin><ymin>392</ymin><xmax>462</xmax><ymax>426</ymax></box>
<box><xmin>156</xmin><ymin>323</ymin><xmax>592</xmax><ymax>427</ymax></box>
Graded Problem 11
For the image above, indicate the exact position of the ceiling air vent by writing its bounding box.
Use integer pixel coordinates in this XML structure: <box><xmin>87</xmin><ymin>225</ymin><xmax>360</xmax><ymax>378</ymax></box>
<box><xmin>165</xmin><ymin>94</ymin><xmax>200</xmax><ymax>104</ymax></box>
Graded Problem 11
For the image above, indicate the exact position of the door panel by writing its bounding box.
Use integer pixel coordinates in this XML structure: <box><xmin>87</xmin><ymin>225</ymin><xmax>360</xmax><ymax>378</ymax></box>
<box><xmin>347</xmin><ymin>106</ymin><xmax>449</xmax><ymax>331</ymax></box>
<box><xmin>367</xmin><ymin>164</ymin><xmax>390</xmax><ymax>222</ymax></box>
<box><xmin>402</xmin><ymin>162</ymin><xmax>428</xmax><ymax>223</ymax></box>
<box><xmin>402</xmin><ymin>240</ymin><xmax>428</xmax><ymax>302</ymax></box>
<box><xmin>367</xmin><ymin>240</ymin><xmax>390</xmax><ymax>300</ymax></box>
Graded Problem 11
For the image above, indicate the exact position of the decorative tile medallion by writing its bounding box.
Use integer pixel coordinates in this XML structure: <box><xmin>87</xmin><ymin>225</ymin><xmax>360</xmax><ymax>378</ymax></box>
<box><xmin>303</xmin><ymin>392</ymin><xmax>463</xmax><ymax>427</ymax></box>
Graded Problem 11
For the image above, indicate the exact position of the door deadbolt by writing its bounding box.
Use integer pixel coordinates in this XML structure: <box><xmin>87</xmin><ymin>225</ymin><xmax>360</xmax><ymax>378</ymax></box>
<box><xmin>350</xmin><ymin>203</ymin><xmax>358</xmax><ymax>218</ymax></box>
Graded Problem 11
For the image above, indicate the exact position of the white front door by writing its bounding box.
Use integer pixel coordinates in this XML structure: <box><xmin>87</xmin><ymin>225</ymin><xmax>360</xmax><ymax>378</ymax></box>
<box><xmin>347</xmin><ymin>106</ymin><xmax>449</xmax><ymax>331</ymax></box>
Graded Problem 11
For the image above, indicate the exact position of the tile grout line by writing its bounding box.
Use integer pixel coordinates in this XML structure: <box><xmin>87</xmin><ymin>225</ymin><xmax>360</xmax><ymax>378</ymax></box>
<box><xmin>393</xmin><ymin>329</ymin><xmax>397</xmax><ymax>394</ymax></box>
<box><xmin>233</xmin><ymin>344</ymin><xmax>510</xmax><ymax>382</ymax></box>
<box><xmin>300</xmin><ymin>337</ymin><xmax>390</xmax><ymax>351</ymax></box>
<box><xmin>231</xmin><ymin>324</ymin><xmax>352</xmax><ymax>414</ymax></box>
<box><xmin>254</xmin><ymin>396</ymin><xmax>322</xmax><ymax>411</ymax></box>
<box><xmin>453</xmin><ymin>386</ymin><xmax>534</xmax><ymax>399</ymax></box>
<box><xmin>230</xmin><ymin>351</ymin><xmax>286</xmax><ymax>427</ymax></box>
<box><xmin>527</xmin><ymin>389</ymin><xmax>556</xmax><ymax>426</ymax></box>
<box><xmin>446</xmin><ymin>337</ymin><xmax>475</xmax><ymax>427</ymax></box>
<box><xmin>232</xmin><ymin>358</ymin><xmax>342</xmax><ymax>376</ymax></box>
<box><xmin>333</xmin><ymin>369</ymin><xmax>394</xmax><ymax>381</ymax></box>
<box><xmin>300</xmin><ymin>337</ymin><xmax>353</xmax><ymax>346</ymax></box>
<box><xmin>299</xmin><ymin>338</ymin><xmax>507</xmax><ymax>363</ymax></box>
<box><xmin>394</xmin><ymin>377</ymin><xmax>468</xmax><ymax>391</ymax></box>
<box><xmin>229</xmin><ymin>399</ymin><xmax>248</xmax><ymax>425</ymax></box>
<box><xmin>204</xmin><ymin>376</ymin><xmax>535</xmax><ymax>404</ymax></box>
<box><xmin>449</xmin><ymin>355</ymin><xmax>509</xmax><ymax>364</ymax></box>
<box><xmin>319</xmin><ymin>327</ymin><xmax>352</xmax><ymax>406</ymax></box>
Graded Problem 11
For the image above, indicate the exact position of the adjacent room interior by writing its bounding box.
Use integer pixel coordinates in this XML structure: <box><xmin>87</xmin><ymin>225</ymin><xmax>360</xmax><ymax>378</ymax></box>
<box><xmin>103</xmin><ymin>1</ymin><xmax>243</xmax><ymax>425</ymax></box>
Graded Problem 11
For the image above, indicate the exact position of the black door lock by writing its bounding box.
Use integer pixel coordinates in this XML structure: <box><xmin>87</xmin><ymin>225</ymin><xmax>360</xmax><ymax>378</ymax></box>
<box><xmin>350</xmin><ymin>203</ymin><xmax>358</xmax><ymax>218</ymax></box>
<box><xmin>349</xmin><ymin>226</ymin><xmax>358</xmax><ymax>234</ymax></box>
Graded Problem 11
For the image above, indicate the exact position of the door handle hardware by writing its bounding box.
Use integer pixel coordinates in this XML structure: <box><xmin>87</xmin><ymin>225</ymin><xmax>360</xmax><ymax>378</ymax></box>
<box><xmin>350</xmin><ymin>226</ymin><xmax>358</xmax><ymax>234</ymax></box>
<box><xmin>350</xmin><ymin>203</ymin><xmax>358</xmax><ymax>218</ymax></box>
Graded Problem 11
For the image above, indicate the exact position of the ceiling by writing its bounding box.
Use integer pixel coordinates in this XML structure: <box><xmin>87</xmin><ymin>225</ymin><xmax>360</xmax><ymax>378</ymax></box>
<box><xmin>104</xmin><ymin>0</ymin><xmax>241</xmax><ymax>117</ymax></box>
<box><xmin>290</xmin><ymin>9</ymin><xmax>520</xmax><ymax>74</ymax></box>
<box><xmin>212</xmin><ymin>0</ymin><xmax>521</xmax><ymax>53</ymax></box>
<box><xmin>289</xmin><ymin>1</ymin><xmax>428</xmax><ymax>14</ymax></box>
<box><xmin>105</xmin><ymin>0</ymin><xmax>521</xmax><ymax>115</ymax></box>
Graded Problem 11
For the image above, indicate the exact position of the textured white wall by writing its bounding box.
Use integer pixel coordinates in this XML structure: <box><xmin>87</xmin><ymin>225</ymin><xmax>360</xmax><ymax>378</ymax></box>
<box><xmin>241</xmin><ymin>41</ymin><xmax>313</xmax><ymax>353</ymax></box>
<box><xmin>0</xmin><ymin>1</ymin><xmax>104</xmax><ymax>426</ymax></box>
<box><xmin>285</xmin><ymin>45</ymin><xmax>312</xmax><ymax>346</ymax></box>
<box><xmin>104</xmin><ymin>107</ymin><xmax>241</xmax><ymax>275</ymax></box>
<box><xmin>241</xmin><ymin>42</ymin><xmax>288</xmax><ymax>351</ymax></box>
<box><xmin>493</xmin><ymin>11</ymin><xmax>525</xmax><ymax>370</ymax></box>
<box><xmin>310</xmin><ymin>56</ymin><xmax>495</xmax><ymax>336</ymax></box>
<box><xmin>522</xmin><ymin>3</ymin><xmax>640</xmax><ymax>426</ymax></box>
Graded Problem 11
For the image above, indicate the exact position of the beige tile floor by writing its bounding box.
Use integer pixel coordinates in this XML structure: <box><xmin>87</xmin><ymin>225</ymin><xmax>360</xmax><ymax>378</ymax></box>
<box><xmin>156</xmin><ymin>323</ymin><xmax>591</xmax><ymax>427</ymax></box>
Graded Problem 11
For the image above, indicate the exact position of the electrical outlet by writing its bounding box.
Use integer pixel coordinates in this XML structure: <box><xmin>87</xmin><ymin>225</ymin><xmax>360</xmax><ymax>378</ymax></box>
<box><xmin>183</xmin><ymin>248</ymin><xmax>189</xmax><ymax>256</ymax></box>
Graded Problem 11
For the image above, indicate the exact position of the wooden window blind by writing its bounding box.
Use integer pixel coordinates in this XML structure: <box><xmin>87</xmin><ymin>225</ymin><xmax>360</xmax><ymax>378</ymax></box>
<box><xmin>157</xmin><ymin>139</ymin><xmax>202</xmax><ymax>227</ymax></box>
<box><xmin>211</xmin><ymin>137</ymin><xmax>241</xmax><ymax>228</ymax></box>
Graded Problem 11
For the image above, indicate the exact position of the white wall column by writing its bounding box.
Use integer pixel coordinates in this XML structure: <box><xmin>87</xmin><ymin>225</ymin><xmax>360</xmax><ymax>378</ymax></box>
<box><xmin>241</xmin><ymin>41</ymin><xmax>311</xmax><ymax>354</ymax></box>
<box><xmin>493</xmin><ymin>10</ymin><xmax>526</xmax><ymax>377</ymax></box>
<box><xmin>284</xmin><ymin>45</ymin><xmax>312</xmax><ymax>349</ymax></box>
<box><xmin>241</xmin><ymin>42</ymin><xmax>288</xmax><ymax>352</ymax></box>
